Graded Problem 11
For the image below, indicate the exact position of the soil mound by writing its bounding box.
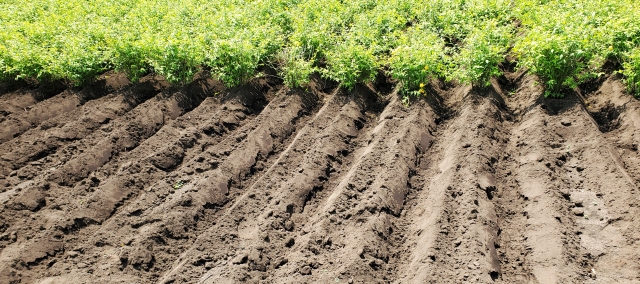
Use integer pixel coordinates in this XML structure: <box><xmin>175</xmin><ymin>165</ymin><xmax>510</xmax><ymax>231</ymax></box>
<box><xmin>0</xmin><ymin>71</ymin><xmax>639</xmax><ymax>283</ymax></box>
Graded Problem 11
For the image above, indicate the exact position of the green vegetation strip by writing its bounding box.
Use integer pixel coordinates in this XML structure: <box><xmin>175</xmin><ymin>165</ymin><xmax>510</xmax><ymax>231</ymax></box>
<box><xmin>1</xmin><ymin>0</ymin><xmax>639</xmax><ymax>98</ymax></box>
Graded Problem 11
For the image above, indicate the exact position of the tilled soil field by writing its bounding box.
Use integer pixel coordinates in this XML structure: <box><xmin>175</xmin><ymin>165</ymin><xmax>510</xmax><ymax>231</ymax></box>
<box><xmin>0</xmin><ymin>69</ymin><xmax>639</xmax><ymax>284</ymax></box>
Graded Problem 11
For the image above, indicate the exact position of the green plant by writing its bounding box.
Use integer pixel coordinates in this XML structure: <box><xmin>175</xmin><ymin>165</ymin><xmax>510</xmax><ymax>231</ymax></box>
<box><xmin>450</xmin><ymin>21</ymin><xmax>511</xmax><ymax>88</ymax></box>
<box><xmin>388</xmin><ymin>27</ymin><xmax>446</xmax><ymax>96</ymax></box>
<box><xmin>149</xmin><ymin>42</ymin><xmax>202</xmax><ymax>85</ymax></box>
<box><xmin>276</xmin><ymin>47</ymin><xmax>316</xmax><ymax>88</ymax></box>
<box><xmin>205</xmin><ymin>39</ymin><xmax>263</xmax><ymax>87</ymax></box>
<box><xmin>322</xmin><ymin>42</ymin><xmax>378</xmax><ymax>90</ymax></box>
<box><xmin>621</xmin><ymin>48</ymin><xmax>640</xmax><ymax>96</ymax></box>
<box><xmin>512</xmin><ymin>0</ymin><xmax>636</xmax><ymax>97</ymax></box>
<box><xmin>112</xmin><ymin>42</ymin><xmax>150</xmax><ymax>83</ymax></box>
<box><xmin>514</xmin><ymin>31</ymin><xmax>591</xmax><ymax>97</ymax></box>
<box><xmin>0</xmin><ymin>0</ymin><xmax>638</xmax><ymax>100</ymax></box>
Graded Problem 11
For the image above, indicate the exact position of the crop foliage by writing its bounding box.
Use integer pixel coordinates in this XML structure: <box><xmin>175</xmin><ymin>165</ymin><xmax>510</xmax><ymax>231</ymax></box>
<box><xmin>0</xmin><ymin>0</ymin><xmax>639</xmax><ymax>98</ymax></box>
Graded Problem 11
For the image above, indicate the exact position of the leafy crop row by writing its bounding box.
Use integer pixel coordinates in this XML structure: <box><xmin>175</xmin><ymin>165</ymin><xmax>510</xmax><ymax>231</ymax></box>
<box><xmin>513</xmin><ymin>0</ymin><xmax>640</xmax><ymax>97</ymax></box>
<box><xmin>1</xmin><ymin>0</ymin><xmax>639</xmax><ymax>98</ymax></box>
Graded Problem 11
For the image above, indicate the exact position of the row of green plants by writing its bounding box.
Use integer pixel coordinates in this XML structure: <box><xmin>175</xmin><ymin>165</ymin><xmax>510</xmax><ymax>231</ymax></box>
<box><xmin>0</xmin><ymin>0</ymin><xmax>639</xmax><ymax>98</ymax></box>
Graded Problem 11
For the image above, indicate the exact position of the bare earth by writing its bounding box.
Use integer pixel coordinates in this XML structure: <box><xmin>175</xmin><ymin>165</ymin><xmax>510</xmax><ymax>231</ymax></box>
<box><xmin>0</xmin><ymin>68</ymin><xmax>639</xmax><ymax>284</ymax></box>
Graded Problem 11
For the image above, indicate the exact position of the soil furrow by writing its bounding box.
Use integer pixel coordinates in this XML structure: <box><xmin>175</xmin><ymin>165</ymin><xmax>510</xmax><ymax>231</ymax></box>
<box><xmin>1</xmin><ymin>70</ymin><xmax>640</xmax><ymax>283</ymax></box>
<box><xmin>0</xmin><ymin>77</ymin><xmax>227</xmax><ymax>283</ymax></box>
<box><xmin>390</xmin><ymin>87</ymin><xmax>509</xmax><ymax>283</ymax></box>
<box><xmin>570</xmin><ymin>77</ymin><xmax>640</xmax><ymax>283</ymax></box>
<box><xmin>158</xmin><ymin>85</ymin><xmax>381</xmax><ymax>284</ymax></box>
<box><xmin>46</xmin><ymin>101</ymin><xmax>176</xmax><ymax>186</ymax></box>
<box><xmin>0</xmin><ymin>84</ymin><xmax>186</xmax><ymax>238</ymax></box>
<box><xmin>13</xmin><ymin>86</ymin><xmax>317</xmax><ymax>284</ymax></box>
<box><xmin>0</xmin><ymin>81</ymin><xmax>67</xmax><ymax>121</ymax></box>
<box><xmin>0</xmin><ymin>80</ymin><xmax>249</xmax><ymax>250</ymax></box>
<box><xmin>491</xmin><ymin>74</ymin><xmax>539</xmax><ymax>284</ymax></box>
<box><xmin>496</xmin><ymin>75</ymin><xmax>640</xmax><ymax>283</ymax></box>
<box><xmin>0</xmin><ymin>90</ymin><xmax>81</xmax><ymax>144</ymax></box>
<box><xmin>494</xmin><ymin>77</ymin><xmax>585</xmax><ymax>283</ymax></box>
<box><xmin>586</xmin><ymin>77</ymin><xmax>640</xmax><ymax>185</ymax></box>
<box><xmin>0</xmin><ymin>83</ymin><xmax>170</xmax><ymax>237</ymax></box>
<box><xmin>248</xmin><ymin>93</ymin><xmax>436</xmax><ymax>284</ymax></box>
<box><xmin>0</xmin><ymin>76</ymin><xmax>162</xmax><ymax>180</ymax></box>
<box><xmin>0</xmin><ymin>73</ymin><xmax>132</xmax><ymax>146</ymax></box>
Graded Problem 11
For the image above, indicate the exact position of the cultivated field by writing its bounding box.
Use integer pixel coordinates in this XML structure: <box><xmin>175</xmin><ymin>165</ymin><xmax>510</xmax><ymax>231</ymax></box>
<box><xmin>1</xmin><ymin>0</ymin><xmax>640</xmax><ymax>283</ymax></box>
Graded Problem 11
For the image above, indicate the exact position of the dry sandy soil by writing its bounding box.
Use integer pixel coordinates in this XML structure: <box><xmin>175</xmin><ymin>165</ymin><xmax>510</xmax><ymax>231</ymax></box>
<box><xmin>0</xmin><ymin>67</ymin><xmax>639</xmax><ymax>284</ymax></box>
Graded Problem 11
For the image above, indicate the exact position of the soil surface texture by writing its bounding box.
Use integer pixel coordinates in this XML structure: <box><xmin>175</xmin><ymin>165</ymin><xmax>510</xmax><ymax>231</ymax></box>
<box><xmin>0</xmin><ymin>69</ymin><xmax>639</xmax><ymax>284</ymax></box>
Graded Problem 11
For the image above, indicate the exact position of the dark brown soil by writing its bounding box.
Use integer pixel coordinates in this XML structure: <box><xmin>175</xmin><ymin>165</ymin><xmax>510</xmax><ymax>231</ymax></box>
<box><xmin>0</xmin><ymin>70</ymin><xmax>639</xmax><ymax>284</ymax></box>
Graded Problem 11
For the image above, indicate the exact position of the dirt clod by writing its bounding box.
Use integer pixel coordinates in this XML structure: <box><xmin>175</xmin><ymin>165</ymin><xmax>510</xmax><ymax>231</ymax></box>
<box><xmin>299</xmin><ymin>265</ymin><xmax>312</xmax><ymax>275</ymax></box>
<box><xmin>572</xmin><ymin>207</ymin><xmax>585</xmax><ymax>216</ymax></box>
<box><xmin>232</xmin><ymin>254</ymin><xmax>248</xmax><ymax>265</ymax></box>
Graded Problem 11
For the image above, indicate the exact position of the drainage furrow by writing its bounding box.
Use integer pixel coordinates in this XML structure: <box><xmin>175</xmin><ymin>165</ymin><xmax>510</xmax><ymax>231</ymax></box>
<box><xmin>0</xmin><ymin>79</ymin><xmax>234</xmax><ymax>283</ymax></box>
<box><xmin>0</xmin><ymin>90</ymin><xmax>183</xmax><ymax>232</ymax></box>
<box><xmin>165</xmin><ymin>86</ymin><xmax>379</xmax><ymax>284</ymax></box>
<box><xmin>0</xmin><ymin>77</ymin><xmax>161</xmax><ymax>182</ymax></box>
<box><xmin>0</xmin><ymin>84</ymin><xmax>64</xmax><ymax>122</ymax></box>
<box><xmin>393</xmin><ymin>90</ymin><xmax>508</xmax><ymax>283</ymax></box>
<box><xmin>0</xmin><ymin>90</ymin><xmax>81</xmax><ymax>144</ymax></box>
<box><xmin>0</xmin><ymin>72</ymin><xmax>133</xmax><ymax>145</ymax></box>
<box><xmin>43</xmin><ymin>88</ymin><xmax>318</xmax><ymax>283</ymax></box>
<box><xmin>498</xmin><ymin>78</ymin><xmax>640</xmax><ymax>283</ymax></box>
<box><xmin>0</xmin><ymin>94</ymin><xmax>250</xmax><ymax>239</ymax></box>
<box><xmin>268</xmin><ymin>95</ymin><xmax>433</xmax><ymax>284</ymax></box>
